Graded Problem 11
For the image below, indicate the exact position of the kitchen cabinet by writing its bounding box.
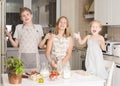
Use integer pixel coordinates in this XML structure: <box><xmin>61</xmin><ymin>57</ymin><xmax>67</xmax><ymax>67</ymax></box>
<box><xmin>6</xmin><ymin>48</ymin><xmax>48</xmax><ymax>64</ymax></box>
<box><xmin>6</xmin><ymin>0</ymin><xmax>23</xmax><ymax>13</ymax></box>
<box><xmin>6</xmin><ymin>48</ymin><xmax>19</xmax><ymax>58</ymax></box>
<box><xmin>6</xmin><ymin>0</ymin><xmax>32</xmax><ymax>13</ymax></box>
<box><xmin>70</xmin><ymin>48</ymin><xmax>86</xmax><ymax>70</ymax></box>
<box><xmin>112</xmin><ymin>64</ymin><xmax>120</xmax><ymax>86</ymax></box>
<box><xmin>7</xmin><ymin>48</ymin><xmax>86</xmax><ymax>70</ymax></box>
<box><xmin>95</xmin><ymin>0</ymin><xmax>120</xmax><ymax>25</ymax></box>
<box><xmin>6</xmin><ymin>0</ymin><xmax>31</xmax><ymax>25</ymax></box>
<box><xmin>39</xmin><ymin>50</ymin><xmax>48</xmax><ymax>64</ymax></box>
<box><xmin>103</xmin><ymin>55</ymin><xmax>120</xmax><ymax>86</ymax></box>
<box><xmin>70</xmin><ymin>49</ymin><xmax>81</xmax><ymax>70</ymax></box>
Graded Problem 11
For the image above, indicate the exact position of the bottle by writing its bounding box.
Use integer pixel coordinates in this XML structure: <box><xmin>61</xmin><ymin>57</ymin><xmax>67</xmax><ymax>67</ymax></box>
<box><xmin>40</xmin><ymin>63</ymin><xmax>49</xmax><ymax>77</ymax></box>
<box><xmin>63</xmin><ymin>63</ymin><xmax>71</xmax><ymax>79</ymax></box>
<box><xmin>57</xmin><ymin>60</ymin><xmax>63</xmax><ymax>75</ymax></box>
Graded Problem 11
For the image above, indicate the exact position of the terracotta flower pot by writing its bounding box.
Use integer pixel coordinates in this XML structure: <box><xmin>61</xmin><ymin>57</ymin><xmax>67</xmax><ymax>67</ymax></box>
<box><xmin>8</xmin><ymin>70</ymin><xmax>22</xmax><ymax>84</ymax></box>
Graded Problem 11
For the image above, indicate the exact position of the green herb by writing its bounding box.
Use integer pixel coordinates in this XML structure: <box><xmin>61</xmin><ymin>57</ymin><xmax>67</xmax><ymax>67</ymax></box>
<box><xmin>5</xmin><ymin>56</ymin><xmax>24</xmax><ymax>75</ymax></box>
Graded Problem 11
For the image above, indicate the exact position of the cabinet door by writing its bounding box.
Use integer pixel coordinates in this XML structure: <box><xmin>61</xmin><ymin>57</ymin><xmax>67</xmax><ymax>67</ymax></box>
<box><xmin>95</xmin><ymin>0</ymin><xmax>112</xmax><ymax>25</ymax></box>
<box><xmin>39</xmin><ymin>51</ymin><xmax>48</xmax><ymax>64</ymax></box>
<box><xmin>112</xmin><ymin>65</ymin><xmax>120</xmax><ymax>86</ymax></box>
<box><xmin>111</xmin><ymin>0</ymin><xmax>120</xmax><ymax>25</ymax></box>
<box><xmin>95</xmin><ymin>0</ymin><xmax>120</xmax><ymax>25</ymax></box>
<box><xmin>70</xmin><ymin>50</ymin><xmax>83</xmax><ymax>70</ymax></box>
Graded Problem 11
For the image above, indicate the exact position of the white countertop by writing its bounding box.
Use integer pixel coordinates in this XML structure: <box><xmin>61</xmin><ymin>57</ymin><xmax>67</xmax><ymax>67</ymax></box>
<box><xmin>2</xmin><ymin>70</ymin><xmax>105</xmax><ymax>86</ymax></box>
<box><xmin>104</xmin><ymin>55</ymin><xmax>120</xmax><ymax>65</ymax></box>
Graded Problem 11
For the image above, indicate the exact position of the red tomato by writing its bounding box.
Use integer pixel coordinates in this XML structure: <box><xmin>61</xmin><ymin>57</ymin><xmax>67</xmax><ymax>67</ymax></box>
<box><xmin>51</xmin><ymin>71</ymin><xmax>59</xmax><ymax>76</ymax></box>
<box><xmin>49</xmin><ymin>73</ymin><xmax>57</xmax><ymax>80</ymax></box>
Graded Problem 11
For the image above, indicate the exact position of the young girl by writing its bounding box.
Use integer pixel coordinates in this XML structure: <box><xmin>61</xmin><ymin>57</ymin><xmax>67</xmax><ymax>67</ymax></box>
<box><xmin>74</xmin><ymin>20</ymin><xmax>108</xmax><ymax>79</ymax></box>
<box><xmin>5</xmin><ymin>7</ymin><xmax>51</xmax><ymax>72</ymax></box>
<box><xmin>46</xmin><ymin>16</ymin><xmax>73</xmax><ymax>72</ymax></box>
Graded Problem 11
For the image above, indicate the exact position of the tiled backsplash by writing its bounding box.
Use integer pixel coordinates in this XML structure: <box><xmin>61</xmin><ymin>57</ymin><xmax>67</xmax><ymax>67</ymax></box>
<box><xmin>107</xmin><ymin>26</ymin><xmax>120</xmax><ymax>42</ymax></box>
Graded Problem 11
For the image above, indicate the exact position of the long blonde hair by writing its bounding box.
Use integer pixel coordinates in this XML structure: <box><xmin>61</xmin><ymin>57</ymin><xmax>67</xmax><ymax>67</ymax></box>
<box><xmin>54</xmin><ymin>16</ymin><xmax>71</xmax><ymax>37</ymax></box>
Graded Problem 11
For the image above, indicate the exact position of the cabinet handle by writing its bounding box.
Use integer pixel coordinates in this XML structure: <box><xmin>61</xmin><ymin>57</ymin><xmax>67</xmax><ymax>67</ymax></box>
<box><xmin>106</xmin><ymin>22</ymin><xmax>108</xmax><ymax>24</ymax></box>
<box><xmin>116</xmin><ymin>65</ymin><xmax>120</xmax><ymax>68</ymax></box>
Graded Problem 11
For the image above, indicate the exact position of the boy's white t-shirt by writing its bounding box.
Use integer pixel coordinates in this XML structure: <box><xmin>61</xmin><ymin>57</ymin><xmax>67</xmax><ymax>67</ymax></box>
<box><xmin>13</xmin><ymin>24</ymin><xmax>44</xmax><ymax>70</ymax></box>
<box><xmin>13</xmin><ymin>24</ymin><xmax>44</xmax><ymax>53</ymax></box>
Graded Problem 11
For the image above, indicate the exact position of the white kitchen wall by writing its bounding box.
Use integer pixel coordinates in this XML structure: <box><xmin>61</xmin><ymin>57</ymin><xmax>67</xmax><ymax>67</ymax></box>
<box><xmin>60</xmin><ymin>0</ymin><xmax>91</xmax><ymax>48</ymax></box>
<box><xmin>61</xmin><ymin>0</ymin><xmax>76</xmax><ymax>33</ymax></box>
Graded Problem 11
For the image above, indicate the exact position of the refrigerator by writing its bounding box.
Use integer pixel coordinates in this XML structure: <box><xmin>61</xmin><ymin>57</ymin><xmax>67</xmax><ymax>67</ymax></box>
<box><xmin>0</xmin><ymin>0</ymin><xmax>6</xmax><ymax>84</ymax></box>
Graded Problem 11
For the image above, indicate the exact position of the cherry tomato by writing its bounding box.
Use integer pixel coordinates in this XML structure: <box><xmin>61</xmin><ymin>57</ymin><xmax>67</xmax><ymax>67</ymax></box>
<box><xmin>49</xmin><ymin>73</ymin><xmax>57</xmax><ymax>80</ymax></box>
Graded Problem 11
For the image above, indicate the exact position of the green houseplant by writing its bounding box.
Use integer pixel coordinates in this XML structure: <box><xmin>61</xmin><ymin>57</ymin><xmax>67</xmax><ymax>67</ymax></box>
<box><xmin>5</xmin><ymin>56</ymin><xmax>24</xmax><ymax>84</ymax></box>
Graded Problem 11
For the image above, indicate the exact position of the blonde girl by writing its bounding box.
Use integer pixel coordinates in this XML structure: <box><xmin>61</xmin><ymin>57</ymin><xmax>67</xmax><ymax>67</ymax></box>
<box><xmin>46</xmin><ymin>16</ymin><xmax>73</xmax><ymax>70</ymax></box>
<box><xmin>74</xmin><ymin>20</ymin><xmax>108</xmax><ymax>79</ymax></box>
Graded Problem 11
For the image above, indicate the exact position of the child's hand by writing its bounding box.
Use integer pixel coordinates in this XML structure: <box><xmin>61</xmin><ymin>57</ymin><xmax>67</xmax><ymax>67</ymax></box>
<box><xmin>5</xmin><ymin>29</ymin><xmax>12</xmax><ymax>39</ymax></box>
<box><xmin>73</xmin><ymin>32</ymin><xmax>80</xmax><ymax>39</ymax></box>
<box><xmin>44</xmin><ymin>33</ymin><xmax>52</xmax><ymax>40</ymax></box>
<box><xmin>51</xmin><ymin>60</ymin><xmax>57</xmax><ymax>68</ymax></box>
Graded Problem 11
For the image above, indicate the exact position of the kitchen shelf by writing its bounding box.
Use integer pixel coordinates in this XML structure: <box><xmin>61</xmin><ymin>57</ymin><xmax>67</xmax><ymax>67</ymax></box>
<box><xmin>84</xmin><ymin>14</ymin><xmax>94</xmax><ymax>19</ymax></box>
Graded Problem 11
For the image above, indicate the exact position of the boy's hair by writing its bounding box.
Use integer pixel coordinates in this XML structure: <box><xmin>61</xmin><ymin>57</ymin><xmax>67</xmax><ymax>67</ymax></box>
<box><xmin>19</xmin><ymin>7</ymin><xmax>32</xmax><ymax>16</ymax></box>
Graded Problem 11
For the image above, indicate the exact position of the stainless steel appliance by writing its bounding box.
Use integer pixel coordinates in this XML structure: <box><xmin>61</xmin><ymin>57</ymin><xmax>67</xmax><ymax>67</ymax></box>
<box><xmin>112</xmin><ymin>44</ymin><xmax>120</xmax><ymax>57</ymax></box>
<box><xmin>103</xmin><ymin>41</ymin><xmax>120</xmax><ymax>55</ymax></box>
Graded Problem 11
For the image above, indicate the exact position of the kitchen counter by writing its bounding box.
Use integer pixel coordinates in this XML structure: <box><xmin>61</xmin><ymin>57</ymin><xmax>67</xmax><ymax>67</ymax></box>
<box><xmin>103</xmin><ymin>55</ymin><xmax>120</xmax><ymax>65</ymax></box>
<box><xmin>73</xmin><ymin>46</ymin><xmax>86</xmax><ymax>51</ymax></box>
<box><xmin>7</xmin><ymin>48</ymin><xmax>46</xmax><ymax>52</ymax></box>
<box><xmin>6</xmin><ymin>48</ymin><xmax>48</xmax><ymax>71</ymax></box>
<box><xmin>6</xmin><ymin>48</ymin><xmax>46</xmax><ymax>57</ymax></box>
<box><xmin>2</xmin><ymin>70</ymin><xmax>105</xmax><ymax>86</ymax></box>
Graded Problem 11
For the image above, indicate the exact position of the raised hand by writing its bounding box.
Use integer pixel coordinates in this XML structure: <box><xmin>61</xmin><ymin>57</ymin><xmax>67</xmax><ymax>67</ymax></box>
<box><xmin>73</xmin><ymin>32</ymin><xmax>80</xmax><ymax>39</ymax></box>
<box><xmin>5</xmin><ymin>29</ymin><xmax>12</xmax><ymax>39</ymax></box>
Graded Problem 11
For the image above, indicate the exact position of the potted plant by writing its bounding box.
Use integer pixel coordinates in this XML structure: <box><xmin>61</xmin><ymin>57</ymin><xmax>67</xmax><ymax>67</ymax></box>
<box><xmin>5</xmin><ymin>56</ymin><xmax>24</xmax><ymax>84</ymax></box>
